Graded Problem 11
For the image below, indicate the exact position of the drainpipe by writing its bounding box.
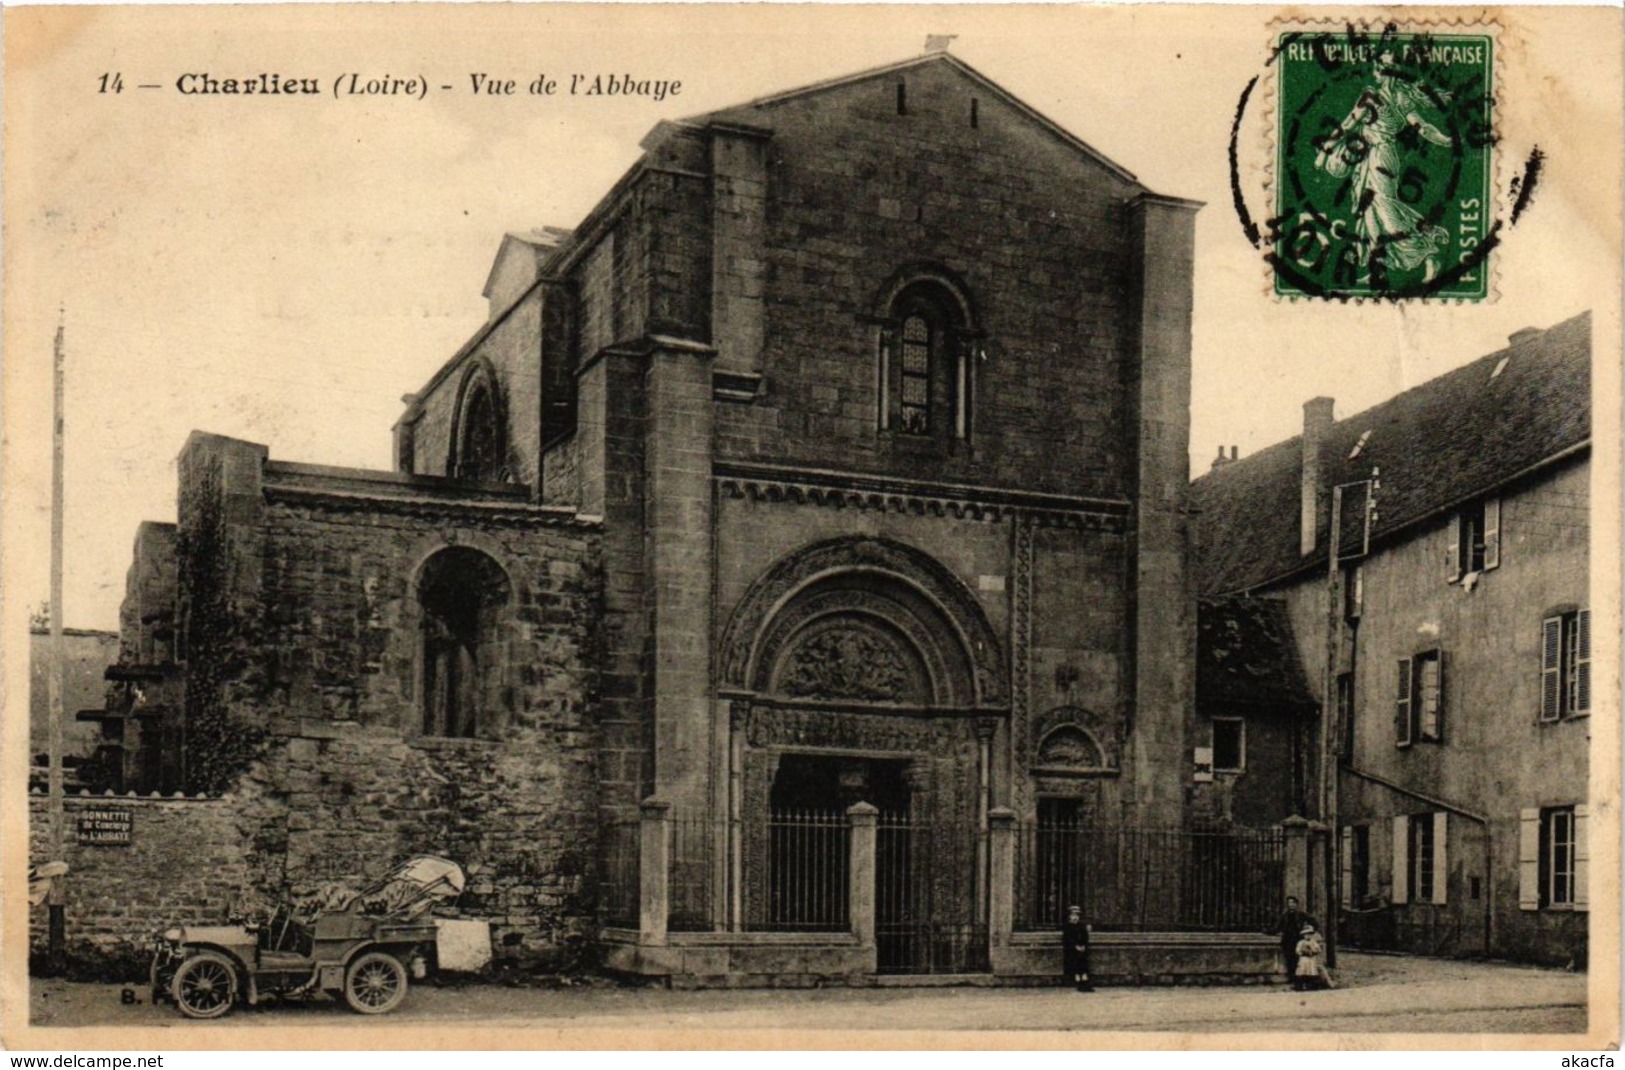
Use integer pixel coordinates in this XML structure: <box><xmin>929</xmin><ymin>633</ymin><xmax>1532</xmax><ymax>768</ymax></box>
<box><xmin>1343</xmin><ymin>765</ymin><xmax>1493</xmax><ymax>954</ymax></box>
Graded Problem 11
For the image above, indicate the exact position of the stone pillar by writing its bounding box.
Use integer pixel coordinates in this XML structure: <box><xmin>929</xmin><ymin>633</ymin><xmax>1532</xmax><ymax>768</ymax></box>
<box><xmin>639</xmin><ymin>797</ymin><xmax>671</xmax><ymax>947</ymax></box>
<box><xmin>709</xmin><ymin>122</ymin><xmax>771</xmax><ymax>387</ymax></box>
<box><xmin>1307</xmin><ymin>820</ymin><xmax>1331</xmax><ymax>922</ymax></box>
<box><xmin>988</xmin><ymin>808</ymin><xmax>1017</xmax><ymax>950</ymax></box>
<box><xmin>847</xmin><ymin>802</ymin><xmax>878</xmax><ymax>949</ymax></box>
<box><xmin>644</xmin><ymin>337</ymin><xmax>717</xmax><ymax>815</ymax></box>
<box><xmin>1124</xmin><ymin>192</ymin><xmax>1202</xmax><ymax>827</ymax></box>
<box><xmin>1281</xmin><ymin>815</ymin><xmax>1311</xmax><ymax>907</ymax></box>
<box><xmin>578</xmin><ymin>347</ymin><xmax>651</xmax><ymax>816</ymax></box>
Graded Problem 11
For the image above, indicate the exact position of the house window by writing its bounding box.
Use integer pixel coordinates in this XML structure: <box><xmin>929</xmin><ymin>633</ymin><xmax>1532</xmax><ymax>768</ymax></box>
<box><xmin>1344</xmin><ymin>565</ymin><xmax>1363</xmax><ymax>621</ymax></box>
<box><xmin>1341</xmin><ymin>824</ymin><xmax>1371</xmax><ymax>907</ymax></box>
<box><xmin>1540</xmin><ymin>609</ymin><xmax>1591</xmax><ymax>721</ymax></box>
<box><xmin>1520</xmin><ymin>805</ymin><xmax>1588</xmax><ymax>912</ymax></box>
<box><xmin>1392</xmin><ymin>812</ymin><xmax>1447</xmax><ymax>906</ymax></box>
<box><xmin>1395</xmin><ymin>650</ymin><xmax>1444</xmax><ymax>746</ymax></box>
<box><xmin>417</xmin><ymin>547</ymin><xmax>510</xmax><ymax>739</ymax></box>
<box><xmin>877</xmin><ymin>279</ymin><xmax>974</xmax><ymax>442</ymax></box>
<box><xmin>1211</xmin><ymin>718</ymin><xmax>1244</xmax><ymax>772</ymax></box>
<box><xmin>1447</xmin><ymin>497</ymin><xmax>1500</xmax><ymax>581</ymax></box>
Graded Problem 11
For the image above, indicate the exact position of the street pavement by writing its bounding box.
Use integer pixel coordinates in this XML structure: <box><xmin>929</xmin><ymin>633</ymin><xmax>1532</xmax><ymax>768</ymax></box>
<box><xmin>26</xmin><ymin>952</ymin><xmax>1589</xmax><ymax>1036</ymax></box>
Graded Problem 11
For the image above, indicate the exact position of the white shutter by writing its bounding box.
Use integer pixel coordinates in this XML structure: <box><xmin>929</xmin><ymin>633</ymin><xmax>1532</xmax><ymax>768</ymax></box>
<box><xmin>1574</xmin><ymin>805</ymin><xmax>1589</xmax><ymax>911</ymax></box>
<box><xmin>1392</xmin><ymin>816</ymin><xmax>1410</xmax><ymax>904</ymax></box>
<box><xmin>1540</xmin><ymin>617</ymin><xmax>1562</xmax><ymax>721</ymax></box>
<box><xmin>1446</xmin><ymin>515</ymin><xmax>1461</xmax><ymax>582</ymax></box>
<box><xmin>1395</xmin><ymin>658</ymin><xmax>1413</xmax><ymax>746</ymax></box>
<box><xmin>1576</xmin><ymin>610</ymin><xmax>1591</xmax><ymax>713</ymax></box>
<box><xmin>1482</xmin><ymin>497</ymin><xmax>1501</xmax><ymax>570</ymax></box>
<box><xmin>1518</xmin><ymin>808</ymin><xmax>1541</xmax><ymax>910</ymax></box>
<box><xmin>1432</xmin><ymin>812</ymin><xmax>1449</xmax><ymax>905</ymax></box>
<box><xmin>1341</xmin><ymin>826</ymin><xmax>1354</xmax><ymax>908</ymax></box>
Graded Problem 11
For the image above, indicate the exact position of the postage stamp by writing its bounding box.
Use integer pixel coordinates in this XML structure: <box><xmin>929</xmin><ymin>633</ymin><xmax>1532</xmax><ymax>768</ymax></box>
<box><xmin>1271</xmin><ymin>26</ymin><xmax>1495</xmax><ymax>300</ymax></box>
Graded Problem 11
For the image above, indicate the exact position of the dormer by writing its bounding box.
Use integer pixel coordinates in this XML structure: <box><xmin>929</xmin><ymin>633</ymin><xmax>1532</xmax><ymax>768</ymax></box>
<box><xmin>481</xmin><ymin>227</ymin><xmax>571</xmax><ymax>320</ymax></box>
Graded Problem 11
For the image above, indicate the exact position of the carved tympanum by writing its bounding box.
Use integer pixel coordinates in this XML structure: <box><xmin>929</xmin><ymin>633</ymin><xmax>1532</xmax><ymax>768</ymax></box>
<box><xmin>1036</xmin><ymin>725</ymin><xmax>1104</xmax><ymax>769</ymax></box>
<box><xmin>774</xmin><ymin>622</ymin><xmax>927</xmax><ymax>704</ymax></box>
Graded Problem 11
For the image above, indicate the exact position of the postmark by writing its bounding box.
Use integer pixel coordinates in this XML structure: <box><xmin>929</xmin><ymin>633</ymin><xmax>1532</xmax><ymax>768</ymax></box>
<box><xmin>1238</xmin><ymin>23</ymin><xmax>1502</xmax><ymax>301</ymax></box>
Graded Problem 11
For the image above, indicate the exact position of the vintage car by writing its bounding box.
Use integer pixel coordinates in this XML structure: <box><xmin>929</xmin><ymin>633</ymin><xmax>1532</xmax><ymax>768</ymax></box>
<box><xmin>151</xmin><ymin>855</ymin><xmax>465</xmax><ymax>1019</ymax></box>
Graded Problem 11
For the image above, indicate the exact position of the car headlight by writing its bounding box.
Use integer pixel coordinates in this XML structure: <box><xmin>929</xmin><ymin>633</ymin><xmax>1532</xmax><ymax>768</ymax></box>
<box><xmin>162</xmin><ymin>928</ymin><xmax>182</xmax><ymax>945</ymax></box>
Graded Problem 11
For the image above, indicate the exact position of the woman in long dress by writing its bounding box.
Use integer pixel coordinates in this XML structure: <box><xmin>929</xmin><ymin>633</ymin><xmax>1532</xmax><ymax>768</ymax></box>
<box><xmin>1315</xmin><ymin>58</ymin><xmax>1454</xmax><ymax>282</ymax></box>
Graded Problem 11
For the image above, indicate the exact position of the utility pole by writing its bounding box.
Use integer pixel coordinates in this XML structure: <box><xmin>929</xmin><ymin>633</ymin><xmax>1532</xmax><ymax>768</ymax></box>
<box><xmin>1320</xmin><ymin>467</ymin><xmax>1379</xmax><ymax>970</ymax></box>
<box><xmin>47</xmin><ymin>311</ymin><xmax>67</xmax><ymax>971</ymax></box>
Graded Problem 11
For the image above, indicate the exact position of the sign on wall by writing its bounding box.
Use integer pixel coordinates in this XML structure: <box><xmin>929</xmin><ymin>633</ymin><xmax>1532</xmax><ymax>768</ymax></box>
<box><xmin>1193</xmin><ymin>746</ymin><xmax>1214</xmax><ymax>784</ymax></box>
<box><xmin>76</xmin><ymin>808</ymin><xmax>133</xmax><ymax>846</ymax></box>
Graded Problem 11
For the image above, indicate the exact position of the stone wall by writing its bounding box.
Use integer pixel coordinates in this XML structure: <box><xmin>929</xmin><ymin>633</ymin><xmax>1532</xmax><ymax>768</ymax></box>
<box><xmin>28</xmin><ymin>794</ymin><xmax>249</xmax><ymax>978</ymax></box>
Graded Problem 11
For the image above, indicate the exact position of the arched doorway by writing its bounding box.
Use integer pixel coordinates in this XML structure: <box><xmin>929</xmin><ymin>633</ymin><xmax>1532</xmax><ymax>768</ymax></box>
<box><xmin>722</xmin><ymin>537</ymin><xmax>1007</xmax><ymax>973</ymax></box>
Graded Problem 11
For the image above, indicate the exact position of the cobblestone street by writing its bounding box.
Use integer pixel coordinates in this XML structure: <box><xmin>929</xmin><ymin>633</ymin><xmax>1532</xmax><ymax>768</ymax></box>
<box><xmin>28</xmin><ymin>953</ymin><xmax>1590</xmax><ymax>1037</ymax></box>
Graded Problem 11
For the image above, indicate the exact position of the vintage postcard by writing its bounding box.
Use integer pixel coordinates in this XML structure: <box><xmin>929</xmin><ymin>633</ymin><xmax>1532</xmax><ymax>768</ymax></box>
<box><xmin>2</xmin><ymin>3</ymin><xmax>1619</xmax><ymax>1052</ymax></box>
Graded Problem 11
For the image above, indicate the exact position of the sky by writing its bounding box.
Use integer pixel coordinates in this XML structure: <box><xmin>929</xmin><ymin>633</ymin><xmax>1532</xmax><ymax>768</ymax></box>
<box><xmin>3</xmin><ymin>3</ymin><xmax>1620</xmax><ymax>631</ymax></box>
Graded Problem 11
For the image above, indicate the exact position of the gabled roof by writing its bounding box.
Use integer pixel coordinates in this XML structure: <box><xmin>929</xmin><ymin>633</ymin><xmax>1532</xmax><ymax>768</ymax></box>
<box><xmin>1197</xmin><ymin>596</ymin><xmax>1316</xmax><ymax>712</ymax></box>
<box><xmin>1192</xmin><ymin>311</ymin><xmax>1591</xmax><ymax>596</ymax></box>
<box><xmin>684</xmin><ymin>52</ymin><xmax>1141</xmax><ymax>186</ymax></box>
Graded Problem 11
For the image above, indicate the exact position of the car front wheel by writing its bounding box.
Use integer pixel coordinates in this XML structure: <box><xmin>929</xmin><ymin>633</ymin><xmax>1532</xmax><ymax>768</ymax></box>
<box><xmin>170</xmin><ymin>951</ymin><xmax>238</xmax><ymax>1019</ymax></box>
<box><xmin>344</xmin><ymin>951</ymin><xmax>408</xmax><ymax>1014</ymax></box>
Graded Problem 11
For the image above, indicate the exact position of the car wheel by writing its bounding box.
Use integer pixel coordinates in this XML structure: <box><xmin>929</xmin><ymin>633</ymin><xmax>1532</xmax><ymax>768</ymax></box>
<box><xmin>344</xmin><ymin>951</ymin><xmax>408</xmax><ymax>1014</ymax></box>
<box><xmin>170</xmin><ymin>951</ymin><xmax>238</xmax><ymax>1019</ymax></box>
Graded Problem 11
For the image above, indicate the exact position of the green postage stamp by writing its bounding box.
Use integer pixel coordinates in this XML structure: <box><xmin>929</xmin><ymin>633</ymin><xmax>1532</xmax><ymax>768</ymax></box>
<box><xmin>1273</xmin><ymin>27</ymin><xmax>1495</xmax><ymax>300</ymax></box>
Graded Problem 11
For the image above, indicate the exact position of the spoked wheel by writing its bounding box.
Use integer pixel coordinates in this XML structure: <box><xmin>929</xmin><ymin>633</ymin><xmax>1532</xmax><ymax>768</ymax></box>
<box><xmin>170</xmin><ymin>951</ymin><xmax>238</xmax><ymax>1019</ymax></box>
<box><xmin>344</xmin><ymin>951</ymin><xmax>408</xmax><ymax>1014</ymax></box>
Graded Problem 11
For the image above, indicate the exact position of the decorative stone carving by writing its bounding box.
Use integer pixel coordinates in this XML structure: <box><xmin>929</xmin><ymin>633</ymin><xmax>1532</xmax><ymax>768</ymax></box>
<box><xmin>1036</xmin><ymin>725</ymin><xmax>1104</xmax><ymax>769</ymax></box>
<box><xmin>774</xmin><ymin>622</ymin><xmax>926</xmax><ymax>704</ymax></box>
<box><xmin>717</xmin><ymin>535</ymin><xmax>1008</xmax><ymax>704</ymax></box>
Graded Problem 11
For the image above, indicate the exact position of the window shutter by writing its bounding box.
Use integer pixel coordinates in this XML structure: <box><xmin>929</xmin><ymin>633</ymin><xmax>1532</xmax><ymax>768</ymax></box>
<box><xmin>1391</xmin><ymin>815</ymin><xmax>1410</xmax><ymax>904</ymax></box>
<box><xmin>1576</xmin><ymin>609</ymin><xmax>1591</xmax><ymax>713</ymax></box>
<box><xmin>1518</xmin><ymin>808</ymin><xmax>1541</xmax><ymax>910</ymax></box>
<box><xmin>1431</xmin><ymin>811</ymin><xmax>1449</xmax><ymax>905</ymax></box>
<box><xmin>1574</xmin><ymin>804</ymin><xmax>1589</xmax><ymax>911</ymax></box>
<box><xmin>1446</xmin><ymin>515</ymin><xmax>1461</xmax><ymax>582</ymax></box>
<box><xmin>1341</xmin><ymin>826</ymin><xmax>1354</xmax><ymax>908</ymax></box>
<box><xmin>1395</xmin><ymin>658</ymin><xmax>1413</xmax><ymax>746</ymax></box>
<box><xmin>1482</xmin><ymin>497</ymin><xmax>1501</xmax><ymax>570</ymax></box>
<box><xmin>1540</xmin><ymin>617</ymin><xmax>1563</xmax><ymax>721</ymax></box>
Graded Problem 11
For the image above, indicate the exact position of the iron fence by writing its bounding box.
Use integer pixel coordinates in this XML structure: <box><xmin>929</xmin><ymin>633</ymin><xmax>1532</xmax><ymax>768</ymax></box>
<box><xmin>751</xmin><ymin>808</ymin><xmax>850</xmax><ymax>932</ymax></box>
<box><xmin>876</xmin><ymin>811</ymin><xmax>988</xmax><ymax>974</ymax></box>
<box><xmin>600</xmin><ymin>815</ymin><xmax>640</xmax><ymax>928</ymax></box>
<box><xmin>669</xmin><ymin>814</ymin><xmax>718</xmax><ymax>932</ymax></box>
<box><xmin>1015</xmin><ymin>822</ymin><xmax>1285</xmax><ymax>933</ymax></box>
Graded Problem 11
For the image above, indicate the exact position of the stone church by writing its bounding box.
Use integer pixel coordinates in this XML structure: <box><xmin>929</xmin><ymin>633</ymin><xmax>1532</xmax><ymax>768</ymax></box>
<box><xmin>63</xmin><ymin>52</ymin><xmax>1263</xmax><ymax>984</ymax></box>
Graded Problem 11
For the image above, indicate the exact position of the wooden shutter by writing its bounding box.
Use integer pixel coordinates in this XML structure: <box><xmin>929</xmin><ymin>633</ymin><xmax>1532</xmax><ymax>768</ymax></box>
<box><xmin>1446</xmin><ymin>516</ymin><xmax>1461</xmax><ymax>582</ymax></box>
<box><xmin>1574</xmin><ymin>805</ymin><xmax>1589</xmax><ymax>911</ymax></box>
<box><xmin>1431</xmin><ymin>812</ymin><xmax>1449</xmax><ymax>905</ymax></box>
<box><xmin>1391</xmin><ymin>815</ymin><xmax>1410</xmax><ymax>904</ymax></box>
<box><xmin>1419</xmin><ymin>653</ymin><xmax>1443</xmax><ymax>742</ymax></box>
<box><xmin>1395</xmin><ymin>658</ymin><xmax>1413</xmax><ymax>746</ymax></box>
<box><xmin>1341</xmin><ymin>826</ymin><xmax>1354</xmax><ymax>908</ymax></box>
<box><xmin>1540</xmin><ymin>617</ymin><xmax>1563</xmax><ymax>721</ymax></box>
<box><xmin>1518</xmin><ymin>808</ymin><xmax>1541</xmax><ymax>910</ymax></box>
<box><xmin>1576</xmin><ymin>609</ymin><xmax>1591</xmax><ymax>713</ymax></box>
<box><xmin>1482</xmin><ymin>497</ymin><xmax>1501</xmax><ymax>570</ymax></box>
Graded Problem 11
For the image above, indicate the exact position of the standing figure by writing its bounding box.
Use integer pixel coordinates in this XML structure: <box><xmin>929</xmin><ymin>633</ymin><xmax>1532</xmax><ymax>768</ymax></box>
<box><xmin>1314</xmin><ymin>55</ymin><xmax>1454</xmax><ymax>283</ymax></box>
<box><xmin>1062</xmin><ymin>905</ymin><xmax>1093</xmax><ymax>992</ymax></box>
<box><xmin>1293</xmin><ymin>924</ymin><xmax>1326</xmax><ymax>992</ymax></box>
<box><xmin>1275</xmin><ymin>896</ymin><xmax>1314</xmax><ymax>982</ymax></box>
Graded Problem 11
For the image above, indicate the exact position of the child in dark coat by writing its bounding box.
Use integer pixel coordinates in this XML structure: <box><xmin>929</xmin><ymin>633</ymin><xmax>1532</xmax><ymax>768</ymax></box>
<box><xmin>1062</xmin><ymin>905</ymin><xmax>1093</xmax><ymax>992</ymax></box>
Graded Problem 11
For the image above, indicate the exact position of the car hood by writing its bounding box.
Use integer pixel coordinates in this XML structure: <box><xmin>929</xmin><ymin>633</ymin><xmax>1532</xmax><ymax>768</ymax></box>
<box><xmin>176</xmin><ymin>925</ymin><xmax>255</xmax><ymax>946</ymax></box>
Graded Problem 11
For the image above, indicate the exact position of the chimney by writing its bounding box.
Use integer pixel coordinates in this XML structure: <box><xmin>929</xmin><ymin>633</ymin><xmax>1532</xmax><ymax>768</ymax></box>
<box><xmin>1301</xmin><ymin>397</ymin><xmax>1335</xmax><ymax>555</ymax></box>
<box><xmin>1209</xmin><ymin>445</ymin><xmax>1239</xmax><ymax>471</ymax></box>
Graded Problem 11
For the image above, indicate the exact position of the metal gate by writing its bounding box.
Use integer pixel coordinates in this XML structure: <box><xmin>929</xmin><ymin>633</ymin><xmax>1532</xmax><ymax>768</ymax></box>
<box><xmin>875</xmin><ymin>812</ymin><xmax>988</xmax><ymax>974</ymax></box>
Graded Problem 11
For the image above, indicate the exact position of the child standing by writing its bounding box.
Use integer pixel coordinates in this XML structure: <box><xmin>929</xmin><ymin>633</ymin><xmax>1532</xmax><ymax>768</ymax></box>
<box><xmin>1293</xmin><ymin>924</ymin><xmax>1326</xmax><ymax>991</ymax></box>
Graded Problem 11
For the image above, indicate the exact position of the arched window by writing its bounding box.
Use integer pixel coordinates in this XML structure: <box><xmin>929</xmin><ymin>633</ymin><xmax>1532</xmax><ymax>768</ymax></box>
<box><xmin>417</xmin><ymin>547</ymin><xmax>510</xmax><ymax>738</ymax></box>
<box><xmin>450</xmin><ymin>365</ymin><xmax>508</xmax><ymax>483</ymax></box>
<box><xmin>876</xmin><ymin>276</ymin><xmax>977</xmax><ymax>441</ymax></box>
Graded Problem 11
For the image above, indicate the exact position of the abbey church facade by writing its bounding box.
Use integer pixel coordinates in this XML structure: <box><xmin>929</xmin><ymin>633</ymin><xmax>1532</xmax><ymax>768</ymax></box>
<box><xmin>61</xmin><ymin>53</ymin><xmax>1248</xmax><ymax>983</ymax></box>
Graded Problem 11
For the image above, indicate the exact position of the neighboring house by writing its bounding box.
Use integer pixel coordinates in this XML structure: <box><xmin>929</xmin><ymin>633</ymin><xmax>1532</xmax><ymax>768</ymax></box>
<box><xmin>1191</xmin><ymin>312</ymin><xmax>1592</xmax><ymax>965</ymax></box>
<box><xmin>58</xmin><ymin>52</ymin><xmax>1236</xmax><ymax>983</ymax></box>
